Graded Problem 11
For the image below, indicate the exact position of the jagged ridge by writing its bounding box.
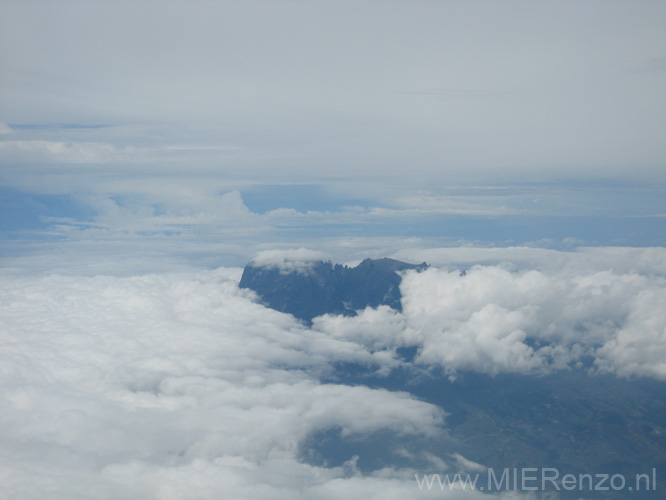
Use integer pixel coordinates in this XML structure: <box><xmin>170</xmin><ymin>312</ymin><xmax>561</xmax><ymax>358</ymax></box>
<box><xmin>239</xmin><ymin>257</ymin><xmax>428</xmax><ymax>323</ymax></box>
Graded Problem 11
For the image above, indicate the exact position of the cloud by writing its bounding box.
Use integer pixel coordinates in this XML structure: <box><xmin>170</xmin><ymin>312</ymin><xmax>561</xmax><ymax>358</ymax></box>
<box><xmin>1</xmin><ymin>1</ymin><xmax>665</xmax><ymax>183</ymax></box>
<box><xmin>0</xmin><ymin>140</ymin><xmax>125</xmax><ymax>163</ymax></box>
<box><xmin>315</xmin><ymin>247</ymin><xmax>666</xmax><ymax>379</ymax></box>
<box><xmin>594</xmin><ymin>283</ymin><xmax>666</xmax><ymax>379</ymax></box>
<box><xmin>0</xmin><ymin>138</ymin><xmax>239</xmax><ymax>167</ymax></box>
<box><xmin>0</xmin><ymin>268</ymin><xmax>461</xmax><ymax>499</ymax></box>
<box><xmin>250</xmin><ymin>248</ymin><xmax>332</xmax><ymax>273</ymax></box>
<box><xmin>313</xmin><ymin>306</ymin><xmax>407</xmax><ymax>351</ymax></box>
<box><xmin>394</xmin><ymin>246</ymin><xmax>666</xmax><ymax>276</ymax></box>
<box><xmin>3</xmin><ymin>245</ymin><xmax>665</xmax><ymax>497</ymax></box>
<box><xmin>373</xmin><ymin>194</ymin><xmax>519</xmax><ymax>216</ymax></box>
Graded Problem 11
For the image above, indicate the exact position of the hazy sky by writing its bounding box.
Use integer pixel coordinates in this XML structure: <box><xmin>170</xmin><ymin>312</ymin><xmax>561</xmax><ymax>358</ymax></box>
<box><xmin>1</xmin><ymin>0</ymin><xmax>665</xmax><ymax>265</ymax></box>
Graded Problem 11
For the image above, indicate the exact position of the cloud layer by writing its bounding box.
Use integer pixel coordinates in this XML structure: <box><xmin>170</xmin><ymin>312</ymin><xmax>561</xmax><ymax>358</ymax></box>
<box><xmin>2</xmin><ymin>246</ymin><xmax>666</xmax><ymax>498</ymax></box>
<box><xmin>2</xmin><ymin>1</ymin><xmax>665</xmax><ymax>185</ymax></box>
<box><xmin>315</xmin><ymin>247</ymin><xmax>666</xmax><ymax>379</ymax></box>
<box><xmin>0</xmin><ymin>268</ymin><xmax>451</xmax><ymax>499</ymax></box>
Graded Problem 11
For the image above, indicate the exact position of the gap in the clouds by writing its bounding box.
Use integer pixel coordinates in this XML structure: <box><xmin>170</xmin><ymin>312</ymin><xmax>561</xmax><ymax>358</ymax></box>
<box><xmin>0</xmin><ymin>187</ymin><xmax>95</xmax><ymax>235</ymax></box>
<box><xmin>241</xmin><ymin>184</ymin><xmax>373</xmax><ymax>214</ymax></box>
<box><xmin>414</xmin><ymin>214</ymin><xmax>664</xmax><ymax>247</ymax></box>
<box><xmin>300</xmin><ymin>426</ymin><xmax>450</xmax><ymax>474</ymax></box>
<box><xmin>268</xmin><ymin>214</ymin><xmax>666</xmax><ymax>247</ymax></box>
<box><xmin>236</xmin><ymin>181</ymin><xmax>666</xmax><ymax>246</ymax></box>
<box><xmin>396</xmin><ymin>345</ymin><xmax>419</xmax><ymax>363</ymax></box>
<box><xmin>310</xmin><ymin>362</ymin><xmax>666</xmax><ymax>498</ymax></box>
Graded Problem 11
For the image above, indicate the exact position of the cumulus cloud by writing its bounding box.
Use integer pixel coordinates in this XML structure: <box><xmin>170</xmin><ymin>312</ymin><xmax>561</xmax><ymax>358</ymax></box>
<box><xmin>314</xmin><ymin>247</ymin><xmax>666</xmax><ymax>380</ymax></box>
<box><xmin>313</xmin><ymin>306</ymin><xmax>407</xmax><ymax>351</ymax></box>
<box><xmin>594</xmin><ymin>283</ymin><xmax>666</xmax><ymax>379</ymax></box>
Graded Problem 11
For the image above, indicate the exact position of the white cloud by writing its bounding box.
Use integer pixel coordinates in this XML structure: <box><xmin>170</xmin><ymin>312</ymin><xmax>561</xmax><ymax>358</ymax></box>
<box><xmin>0</xmin><ymin>139</ymin><xmax>123</xmax><ymax>163</ymax></box>
<box><xmin>451</xmin><ymin>453</ymin><xmax>486</xmax><ymax>474</ymax></box>
<box><xmin>0</xmin><ymin>138</ymin><xmax>240</xmax><ymax>167</ymax></box>
<box><xmin>394</xmin><ymin>246</ymin><xmax>666</xmax><ymax>276</ymax></box>
<box><xmin>251</xmin><ymin>248</ymin><xmax>331</xmax><ymax>273</ymax></box>
<box><xmin>594</xmin><ymin>283</ymin><xmax>666</xmax><ymax>379</ymax></box>
<box><xmin>3</xmin><ymin>245</ymin><xmax>664</xmax><ymax>498</ymax></box>
<box><xmin>313</xmin><ymin>306</ymin><xmax>407</xmax><ymax>351</ymax></box>
<box><xmin>316</xmin><ymin>247</ymin><xmax>666</xmax><ymax>379</ymax></box>
<box><xmin>373</xmin><ymin>195</ymin><xmax>519</xmax><ymax>216</ymax></box>
<box><xmin>0</xmin><ymin>268</ymin><xmax>460</xmax><ymax>499</ymax></box>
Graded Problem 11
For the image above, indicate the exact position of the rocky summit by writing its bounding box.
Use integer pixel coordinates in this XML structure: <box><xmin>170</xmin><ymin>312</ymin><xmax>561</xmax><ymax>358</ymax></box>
<box><xmin>239</xmin><ymin>257</ymin><xmax>428</xmax><ymax>323</ymax></box>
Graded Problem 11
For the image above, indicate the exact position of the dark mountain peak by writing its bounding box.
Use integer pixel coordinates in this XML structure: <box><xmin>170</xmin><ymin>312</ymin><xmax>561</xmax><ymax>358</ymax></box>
<box><xmin>239</xmin><ymin>257</ymin><xmax>428</xmax><ymax>324</ymax></box>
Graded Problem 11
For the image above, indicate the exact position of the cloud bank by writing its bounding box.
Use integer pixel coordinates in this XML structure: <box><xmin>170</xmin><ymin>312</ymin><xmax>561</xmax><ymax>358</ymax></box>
<box><xmin>0</xmin><ymin>268</ymin><xmax>453</xmax><ymax>499</ymax></box>
<box><xmin>2</xmin><ymin>246</ymin><xmax>665</xmax><ymax>498</ymax></box>
<box><xmin>315</xmin><ymin>247</ymin><xmax>666</xmax><ymax>379</ymax></box>
<box><xmin>2</xmin><ymin>1</ymin><xmax>665</xmax><ymax>184</ymax></box>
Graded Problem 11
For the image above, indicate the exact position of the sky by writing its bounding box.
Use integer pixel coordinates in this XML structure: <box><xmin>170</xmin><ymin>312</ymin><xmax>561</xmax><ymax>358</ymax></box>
<box><xmin>1</xmin><ymin>0</ymin><xmax>666</xmax><ymax>269</ymax></box>
<box><xmin>1</xmin><ymin>1</ymin><xmax>666</xmax><ymax>499</ymax></box>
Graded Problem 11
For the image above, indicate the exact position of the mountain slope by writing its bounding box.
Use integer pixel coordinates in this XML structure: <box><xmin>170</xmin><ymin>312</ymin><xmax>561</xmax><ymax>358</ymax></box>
<box><xmin>239</xmin><ymin>257</ymin><xmax>428</xmax><ymax>323</ymax></box>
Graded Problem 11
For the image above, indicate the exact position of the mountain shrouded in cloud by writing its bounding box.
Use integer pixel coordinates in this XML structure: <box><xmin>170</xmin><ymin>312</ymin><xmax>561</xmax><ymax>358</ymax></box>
<box><xmin>2</xmin><ymin>0</ymin><xmax>666</xmax><ymax>498</ymax></box>
<box><xmin>239</xmin><ymin>248</ymin><xmax>666</xmax><ymax>380</ymax></box>
<box><xmin>2</xmin><ymin>246</ymin><xmax>666</xmax><ymax>498</ymax></box>
<box><xmin>240</xmin><ymin>251</ymin><xmax>428</xmax><ymax>323</ymax></box>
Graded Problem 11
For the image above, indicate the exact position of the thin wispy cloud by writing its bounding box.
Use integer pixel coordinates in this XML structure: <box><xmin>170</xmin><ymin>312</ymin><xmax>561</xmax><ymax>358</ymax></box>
<box><xmin>1</xmin><ymin>0</ymin><xmax>665</xmax><ymax>183</ymax></box>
